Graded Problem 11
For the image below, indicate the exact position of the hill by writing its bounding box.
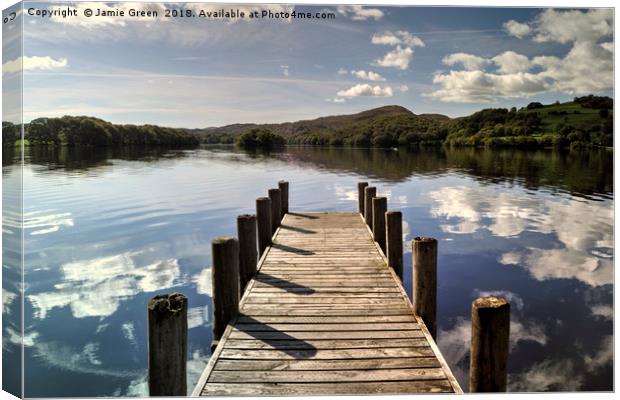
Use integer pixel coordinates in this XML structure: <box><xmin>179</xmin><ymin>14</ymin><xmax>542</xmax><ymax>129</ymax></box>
<box><xmin>445</xmin><ymin>95</ymin><xmax>612</xmax><ymax>148</ymax></box>
<box><xmin>197</xmin><ymin>105</ymin><xmax>450</xmax><ymax>147</ymax></box>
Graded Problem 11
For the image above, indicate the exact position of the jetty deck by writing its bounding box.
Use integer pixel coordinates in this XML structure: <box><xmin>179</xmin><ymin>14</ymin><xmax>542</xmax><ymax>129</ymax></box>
<box><xmin>193</xmin><ymin>211</ymin><xmax>463</xmax><ymax>395</ymax></box>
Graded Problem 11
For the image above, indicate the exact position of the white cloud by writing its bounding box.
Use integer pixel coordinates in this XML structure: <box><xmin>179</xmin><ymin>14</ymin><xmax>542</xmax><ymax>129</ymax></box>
<box><xmin>503</xmin><ymin>20</ymin><xmax>531</xmax><ymax>39</ymax></box>
<box><xmin>337</xmin><ymin>68</ymin><xmax>348</xmax><ymax>75</ymax></box>
<box><xmin>371</xmin><ymin>31</ymin><xmax>424</xmax><ymax>47</ymax></box>
<box><xmin>442</xmin><ymin>53</ymin><xmax>489</xmax><ymax>71</ymax></box>
<box><xmin>398</xmin><ymin>85</ymin><xmax>409</xmax><ymax>92</ymax></box>
<box><xmin>431</xmin><ymin>9</ymin><xmax>613</xmax><ymax>102</ymax></box>
<box><xmin>280</xmin><ymin>65</ymin><xmax>289</xmax><ymax>77</ymax></box>
<box><xmin>337</xmin><ymin>5</ymin><xmax>384</xmax><ymax>21</ymax></box>
<box><xmin>532</xmin><ymin>9</ymin><xmax>613</xmax><ymax>44</ymax></box>
<box><xmin>376</xmin><ymin>46</ymin><xmax>414</xmax><ymax>70</ymax></box>
<box><xmin>533</xmin><ymin>41</ymin><xmax>613</xmax><ymax>94</ymax></box>
<box><xmin>336</xmin><ymin>83</ymin><xmax>393</xmax><ymax>98</ymax></box>
<box><xmin>428</xmin><ymin>70</ymin><xmax>548</xmax><ymax>103</ymax></box>
<box><xmin>351</xmin><ymin>69</ymin><xmax>385</xmax><ymax>81</ymax></box>
<box><xmin>492</xmin><ymin>51</ymin><xmax>532</xmax><ymax>74</ymax></box>
<box><xmin>3</xmin><ymin>56</ymin><xmax>68</xmax><ymax>75</ymax></box>
<box><xmin>326</xmin><ymin>98</ymin><xmax>346</xmax><ymax>103</ymax></box>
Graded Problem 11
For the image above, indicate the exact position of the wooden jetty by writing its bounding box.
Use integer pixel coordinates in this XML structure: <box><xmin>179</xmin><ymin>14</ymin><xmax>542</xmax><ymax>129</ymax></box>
<box><xmin>148</xmin><ymin>181</ymin><xmax>511</xmax><ymax>396</ymax></box>
<box><xmin>191</xmin><ymin>190</ymin><xmax>463</xmax><ymax>395</ymax></box>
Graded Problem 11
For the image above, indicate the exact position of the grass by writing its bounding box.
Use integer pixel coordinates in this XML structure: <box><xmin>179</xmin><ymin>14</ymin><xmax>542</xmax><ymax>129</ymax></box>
<box><xmin>522</xmin><ymin>102</ymin><xmax>612</xmax><ymax>131</ymax></box>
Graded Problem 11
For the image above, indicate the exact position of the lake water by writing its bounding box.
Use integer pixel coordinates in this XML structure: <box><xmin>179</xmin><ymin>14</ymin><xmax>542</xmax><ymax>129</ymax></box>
<box><xmin>2</xmin><ymin>145</ymin><xmax>613</xmax><ymax>396</ymax></box>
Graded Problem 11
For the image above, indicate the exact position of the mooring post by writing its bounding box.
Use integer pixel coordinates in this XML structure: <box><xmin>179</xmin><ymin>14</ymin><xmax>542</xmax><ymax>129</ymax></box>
<box><xmin>372</xmin><ymin>197</ymin><xmax>387</xmax><ymax>251</ymax></box>
<box><xmin>211</xmin><ymin>236</ymin><xmax>239</xmax><ymax>344</ymax></box>
<box><xmin>357</xmin><ymin>182</ymin><xmax>368</xmax><ymax>214</ymax></box>
<box><xmin>148</xmin><ymin>292</ymin><xmax>187</xmax><ymax>396</ymax></box>
<box><xmin>256</xmin><ymin>197</ymin><xmax>272</xmax><ymax>256</ymax></box>
<box><xmin>469</xmin><ymin>297</ymin><xmax>510</xmax><ymax>392</ymax></box>
<box><xmin>413</xmin><ymin>237</ymin><xmax>437</xmax><ymax>339</ymax></box>
<box><xmin>278</xmin><ymin>180</ymin><xmax>289</xmax><ymax>215</ymax></box>
<box><xmin>268</xmin><ymin>188</ymin><xmax>282</xmax><ymax>234</ymax></box>
<box><xmin>237</xmin><ymin>214</ymin><xmax>257</xmax><ymax>292</ymax></box>
<box><xmin>364</xmin><ymin>186</ymin><xmax>377</xmax><ymax>229</ymax></box>
<box><xmin>386</xmin><ymin>211</ymin><xmax>403</xmax><ymax>281</ymax></box>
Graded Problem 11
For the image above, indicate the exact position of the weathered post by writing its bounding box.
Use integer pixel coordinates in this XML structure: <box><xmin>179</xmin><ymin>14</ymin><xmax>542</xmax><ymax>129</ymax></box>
<box><xmin>372</xmin><ymin>197</ymin><xmax>387</xmax><ymax>251</ymax></box>
<box><xmin>386</xmin><ymin>211</ymin><xmax>403</xmax><ymax>281</ymax></box>
<box><xmin>364</xmin><ymin>186</ymin><xmax>377</xmax><ymax>229</ymax></box>
<box><xmin>268</xmin><ymin>188</ymin><xmax>282</xmax><ymax>234</ymax></box>
<box><xmin>413</xmin><ymin>237</ymin><xmax>437</xmax><ymax>339</ymax></box>
<box><xmin>357</xmin><ymin>182</ymin><xmax>368</xmax><ymax>214</ymax></box>
<box><xmin>211</xmin><ymin>236</ymin><xmax>239</xmax><ymax>343</ymax></box>
<box><xmin>237</xmin><ymin>214</ymin><xmax>257</xmax><ymax>291</ymax></box>
<box><xmin>469</xmin><ymin>297</ymin><xmax>510</xmax><ymax>393</ymax></box>
<box><xmin>148</xmin><ymin>292</ymin><xmax>187</xmax><ymax>396</ymax></box>
<box><xmin>256</xmin><ymin>197</ymin><xmax>272</xmax><ymax>256</ymax></box>
<box><xmin>278</xmin><ymin>180</ymin><xmax>289</xmax><ymax>215</ymax></box>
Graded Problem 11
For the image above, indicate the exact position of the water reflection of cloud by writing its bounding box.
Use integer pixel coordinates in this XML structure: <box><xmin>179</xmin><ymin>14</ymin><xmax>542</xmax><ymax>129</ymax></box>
<box><xmin>31</xmin><ymin>339</ymin><xmax>141</xmax><ymax>379</ymax></box>
<box><xmin>28</xmin><ymin>253</ymin><xmax>181</xmax><ymax>319</ymax></box>
<box><xmin>20</xmin><ymin>210</ymin><xmax>74</xmax><ymax>235</ymax></box>
<box><xmin>509</xmin><ymin>335</ymin><xmax>612</xmax><ymax>392</ymax></box>
<box><xmin>589</xmin><ymin>304</ymin><xmax>613</xmax><ymax>321</ymax></box>
<box><xmin>188</xmin><ymin>305</ymin><xmax>211</xmax><ymax>329</ymax></box>
<box><xmin>2</xmin><ymin>289</ymin><xmax>17</xmax><ymax>314</ymax></box>
<box><xmin>429</xmin><ymin>186</ymin><xmax>613</xmax><ymax>287</ymax></box>
<box><xmin>193</xmin><ymin>268</ymin><xmax>212</xmax><ymax>296</ymax></box>
<box><xmin>509</xmin><ymin>358</ymin><xmax>583</xmax><ymax>391</ymax></box>
<box><xmin>438</xmin><ymin>288</ymin><xmax>548</xmax><ymax>391</ymax></box>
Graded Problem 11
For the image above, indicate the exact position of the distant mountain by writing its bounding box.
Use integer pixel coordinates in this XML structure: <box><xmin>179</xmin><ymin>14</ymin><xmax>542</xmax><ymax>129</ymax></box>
<box><xmin>197</xmin><ymin>105</ymin><xmax>451</xmax><ymax>146</ymax></box>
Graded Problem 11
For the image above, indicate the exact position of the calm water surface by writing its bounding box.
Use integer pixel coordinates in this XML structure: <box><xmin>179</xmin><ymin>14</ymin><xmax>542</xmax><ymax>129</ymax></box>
<box><xmin>2</xmin><ymin>145</ymin><xmax>613</xmax><ymax>396</ymax></box>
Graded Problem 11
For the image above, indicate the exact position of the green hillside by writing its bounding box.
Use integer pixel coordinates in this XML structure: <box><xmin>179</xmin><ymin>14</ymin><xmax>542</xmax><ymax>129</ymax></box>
<box><xmin>198</xmin><ymin>105</ymin><xmax>448</xmax><ymax>147</ymax></box>
<box><xmin>445</xmin><ymin>95</ymin><xmax>612</xmax><ymax>148</ymax></box>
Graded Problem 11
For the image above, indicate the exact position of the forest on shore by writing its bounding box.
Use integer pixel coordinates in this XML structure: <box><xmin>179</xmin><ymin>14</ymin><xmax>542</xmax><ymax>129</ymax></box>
<box><xmin>2</xmin><ymin>95</ymin><xmax>612</xmax><ymax>149</ymax></box>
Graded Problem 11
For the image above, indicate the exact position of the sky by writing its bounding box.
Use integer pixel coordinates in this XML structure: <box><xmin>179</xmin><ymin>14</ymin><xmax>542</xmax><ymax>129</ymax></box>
<box><xmin>2</xmin><ymin>2</ymin><xmax>615</xmax><ymax>127</ymax></box>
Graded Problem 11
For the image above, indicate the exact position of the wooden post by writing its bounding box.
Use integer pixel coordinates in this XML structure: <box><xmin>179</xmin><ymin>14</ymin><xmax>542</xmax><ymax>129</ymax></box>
<box><xmin>386</xmin><ymin>211</ymin><xmax>403</xmax><ymax>281</ymax></box>
<box><xmin>413</xmin><ymin>237</ymin><xmax>437</xmax><ymax>339</ymax></box>
<box><xmin>211</xmin><ymin>236</ymin><xmax>239</xmax><ymax>342</ymax></box>
<box><xmin>268</xmin><ymin>188</ymin><xmax>282</xmax><ymax>234</ymax></box>
<box><xmin>256</xmin><ymin>197</ymin><xmax>272</xmax><ymax>256</ymax></box>
<box><xmin>364</xmin><ymin>186</ymin><xmax>376</xmax><ymax>229</ymax></box>
<box><xmin>237</xmin><ymin>214</ymin><xmax>257</xmax><ymax>292</ymax></box>
<box><xmin>148</xmin><ymin>292</ymin><xmax>187</xmax><ymax>396</ymax></box>
<box><xmin>372</xmin><ymin>197</ymin><xmax>387</xmax><ymax>252</ymax></box>
<box><xmin>278</xmin><ymin>180</ymin><xmax>289</xmax><ymax>215</ymax></box>
<box><xmin>357</xmin><ymin>182</ymin><xmax>368</xmax><ymax>214</ymax></box>
<box><xmin>469</xmin><ymin>297</ymin><xmax>510</xmax><ymax>392</ymax></box>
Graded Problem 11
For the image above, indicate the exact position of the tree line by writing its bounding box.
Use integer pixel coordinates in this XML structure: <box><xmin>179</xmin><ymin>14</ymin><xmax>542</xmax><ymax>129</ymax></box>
<box><xmin>3</xmin><ymin>116</ymin><xmax>200</xmax><ymax>147</ymax></box>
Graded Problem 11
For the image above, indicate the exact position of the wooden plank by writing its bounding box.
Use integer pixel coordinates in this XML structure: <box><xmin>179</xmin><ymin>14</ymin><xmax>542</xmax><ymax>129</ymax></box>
<box><xmin>218</xmin><ymin>347</ymin><xmax>436</xmax><ymax>360</ymax></box>
<box><xmin>224</xmin><ymin>338</ymin><xmax>429</xmax><ymax>350</ymax></box>
<box><xmin>208</xmin><ymin>368</ymin><xmax>448</xmax><ymax>383</ymax></box>
<box><xmin>233</xmin><ymin>322</ymin><xmax>421</xmax><ymax>331</ymax></box>
<box><xmin>236</xmin><ymin>315</ymin><xmax>416</xmax><ymax>323</ymax></box>
<box><xmin>214</xmin><ymin>357</ymin><xmax>441</xmax><ymax>371</ymax></box>
<box><xmin>202</xmin><ymin>381</ymin><xmax>454</xmax><ymax>395</ymax></box>
<box><xmin>228</xmin><ymin>330</ymin><xmax>426</xmax><ymax>340</ymax></box>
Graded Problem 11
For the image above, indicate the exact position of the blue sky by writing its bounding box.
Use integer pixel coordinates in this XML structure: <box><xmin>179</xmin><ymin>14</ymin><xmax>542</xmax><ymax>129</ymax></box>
<box><xmin>5</xmin><ymin>3</ymin><xmax>614</xmax><ymax>127</ymax></box>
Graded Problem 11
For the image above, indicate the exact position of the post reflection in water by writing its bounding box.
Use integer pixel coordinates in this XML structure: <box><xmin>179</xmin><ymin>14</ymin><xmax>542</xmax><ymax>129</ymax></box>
<box><xmin>2</xmin><ymin>145</ymin><xmax>613</xmax><ymax>396</ymax></box>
